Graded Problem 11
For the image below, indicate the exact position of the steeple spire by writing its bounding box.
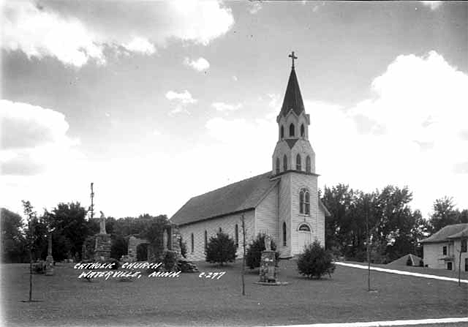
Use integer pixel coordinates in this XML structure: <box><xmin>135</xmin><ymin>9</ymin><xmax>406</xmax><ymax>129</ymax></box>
<box><xmin>279</xmin><ymin>52</ymin><xmax>305</xmax><ymax>117</ymax></box>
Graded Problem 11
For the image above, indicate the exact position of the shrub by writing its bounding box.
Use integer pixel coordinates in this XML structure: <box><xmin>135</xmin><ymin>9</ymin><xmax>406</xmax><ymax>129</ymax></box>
<box><xmin>205</xmin><ymin>232</ymin><xmax>237</xmax><ymax>266</ymax></box>
<box><xmin>246</xmin><ymin>233</ymin><xmax>280</xmax><ymax>269</ymax></box>
<box><xmin>297</xmin><ymin>240</ymin><xmax>335</xmax><ymax>279</ymax></box>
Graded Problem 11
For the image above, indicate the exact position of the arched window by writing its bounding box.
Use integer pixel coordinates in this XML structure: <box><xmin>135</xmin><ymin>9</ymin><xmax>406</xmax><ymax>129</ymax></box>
<box><xmin>276</xmin><ymin>157</ymin><xmax>280</xmax><ymax>174</ymax></box>
<box><xmin>283</xmin><ymin>155</ymin><xmax>288</xmax><ymax>171</ymax></box>
<box><xmin>191</xmin><ymin>233</ymin><xmax>194</xmax><ymax>253</ymax></box>
<box><xmin>298</xmin><ymin>224</ymin><xmax>310</xmax><ymax>231</ymax></box>
<box><xmin>204</xmin><ymin>230</ymin><xmax>208</xmax><ymax>250</ymax></box>
<box><xmin>219</xmin><ymin>227</ymin><xmax>222</xmax><ymax>233</ymax></box>
<box><xmin>306</xmin><ymin>156</ymin><xmax>311</xmax><ymax>173</ymax></box>
<box><xmin>296</xmin><ymin>154</ymin><xmax>302</xmax><ymax>171</ymax></box>
<box><xmin>299</xmin><ymin>189</ymin><xmax>310</xmax><ymax>215</ymax></box>
<box><xmin>283</xmin><ymin>222</ymin><xmax>287</xmax><ymax>246</ymax></box>
<box><xmin>301</xmin><ymin>124</ymin><xmax>305</xmax><ymax>137</ymax></box>
<box><xmin>235</xmin><ymin>224</ymin><xmax>239</xmax><ymax>248</ymax></box>
<box><xmin>280</xmin><ymin>125</ymin><xmax>284</xmax><ymax>139</ymax></box>
<box><xmin>289</xmin><ymin>123</ymin><xmax>295</xmax><ymax>137</ymax></box>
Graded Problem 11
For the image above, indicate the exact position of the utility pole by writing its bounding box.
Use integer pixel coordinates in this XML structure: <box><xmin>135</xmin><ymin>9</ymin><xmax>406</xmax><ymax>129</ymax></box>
<box><xmin>241</xmin><ymin>214</ymin><xmax>246</xmax><ymax>296</ymax></box>
<box><xmin>90</xmin><ymin>183</ymin><xmax>95</xmax><ymax>220</ymax></box>
<box><xmin>366</xmin><ymin>196</ymin><xmax>371</xmax><ymax>292</ymax></box>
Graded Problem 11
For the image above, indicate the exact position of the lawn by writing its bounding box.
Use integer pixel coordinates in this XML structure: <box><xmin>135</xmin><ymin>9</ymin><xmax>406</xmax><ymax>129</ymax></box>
<box><xmin>1</xmin><ymin>260</ymin><xmax>467</xmax><ymax>327</ymax></box>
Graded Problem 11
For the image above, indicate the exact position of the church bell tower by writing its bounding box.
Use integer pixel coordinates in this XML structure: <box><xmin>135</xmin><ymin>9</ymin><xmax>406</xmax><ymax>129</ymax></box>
<box><xmin>272</xmin><ymin>52</ymin><xmax>322</xmax><ymax>257</ymax></box>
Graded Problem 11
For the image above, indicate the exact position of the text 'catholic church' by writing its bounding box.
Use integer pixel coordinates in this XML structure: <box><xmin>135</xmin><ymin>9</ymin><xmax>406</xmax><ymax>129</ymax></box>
<box><xmin>171</xmin><ymin>53</ymin><xmax>330</xmax><ymax>261</ymax></box>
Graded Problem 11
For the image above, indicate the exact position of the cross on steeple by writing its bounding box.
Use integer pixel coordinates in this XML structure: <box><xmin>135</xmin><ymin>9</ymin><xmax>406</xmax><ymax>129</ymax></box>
<box><xmin>289</xmin><ymin>51</ymin><xmax>297</xmax><ymax>69</ymax></box>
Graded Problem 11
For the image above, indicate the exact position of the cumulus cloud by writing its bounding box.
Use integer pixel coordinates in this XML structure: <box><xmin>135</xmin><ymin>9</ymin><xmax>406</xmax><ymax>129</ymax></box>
<box><xmin>2</xmin><ymin>1</ymin><xmax>105</xmax><ymax>67</ymax></box>
<box><xmin>166</xmin><ymin>90</ymin><xmax>197</xmax><ymax>115</ymax></box>
<box><xmin>2</xmin><ymin>0</ymin><xmax>234</xmax><ymax>67</ymax></box>
<box><xmin>420</xmin><ymin>1</ymin><xmax>443</xmax><ymax>10</ymax></box>
<box><xmin>183</xmin><ymin>57</ymin><xmax>210</xmax><ymax>72</ymax></box>
<box><xmin>123</xmin><ymin>37</ymin><xmax>156</xmax><ymax>55</ymax></box>
<box><xmin>212</xmin><ymin>102</ymin><xmax>242</xmax><ymax>112</ymax></box>
<box><xmin>306</xmin><ymin>51</ymin><xmax>468</xmax><ymax>215</ymax></box>
<box><xmin>0</xmin><ymin>100</ymin><xmax>82</xmax><ymax>176</ymax></box>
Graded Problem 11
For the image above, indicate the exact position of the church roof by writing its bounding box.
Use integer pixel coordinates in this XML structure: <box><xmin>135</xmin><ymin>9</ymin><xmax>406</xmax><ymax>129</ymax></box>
<box><xmin>170</xmin><ymin>172</ymin><xmax>279</xmax><ymax>226</ymax></box>
<box><xmin>279</xmin><ymin>68</ymin><xmax>305</xmax><ymax>117</ymax></box>
<box><xmin>421</xmin><ymin>223</ymin><xmax>468</xmax><ymax>243</ymax></box>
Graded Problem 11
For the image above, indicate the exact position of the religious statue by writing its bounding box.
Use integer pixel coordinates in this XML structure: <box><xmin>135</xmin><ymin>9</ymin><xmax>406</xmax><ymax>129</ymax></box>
<box><xmin>99</xmin><ymin>211</ymin><xmax>107</xmax><ymax>234</ymax></box>
<box><xmin>264</xmin><ymin>234</ymin><xmax>272</xmax><ymax>251</ymax></box>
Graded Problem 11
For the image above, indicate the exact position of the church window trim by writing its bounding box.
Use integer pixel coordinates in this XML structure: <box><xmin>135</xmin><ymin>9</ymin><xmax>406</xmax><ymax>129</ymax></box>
<box><xmin>299</xmin><ymin>189</ymin><xmax>310</xmax><ymax>215</ymax></box>
<box><xmin>276</xmin><ymin>157</ymin><xmax>280</xmax><ymax>175</ymax></box>
<box><xmin>289</xmin><ymin>123</ymin><xmax>295</xmax><ymax>137</ymax></box>
<box><xmin>283</xmin><ymin>155</ymin><xmax>288</xmax><ymax>171</ymax></box>
<box><xmin>280</xmin><ymin>125</ymin><xmax>284</xmax><ymax>139</ymax></box>
<box><xmin>296</xmin><ymin>154</ymin><xmax>302</xmax><ymax>171</ymax></box>
<box><xmin>300</xmin><ymin>124</ymin><xmax>305</xmax><ymax>137</ymax></box>
<box><xmin>204</xmin><ymin>230</ymin><xmax>208</xmax><ymax>251</ymax></box>
<box><xmin>306</xmin><ymin>156</ymin><xmax>311</xmax><ymax>173</ymax></box>
<box><xmin>283</xmin><ymin>222</ymin><xmax>287</xmax><ymax>247</ymax></box>
<box><xmin>298</xmin><ymin>223</ymin><xmax>311</xmax><ymax>232</ymax></box>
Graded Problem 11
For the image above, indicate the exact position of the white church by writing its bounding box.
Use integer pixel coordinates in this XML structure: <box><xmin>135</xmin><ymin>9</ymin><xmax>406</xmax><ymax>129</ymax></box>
<box><xmin>171</xmin><ymin>53</ymin><xmax>330</xmax><ymax>261</ymax></box>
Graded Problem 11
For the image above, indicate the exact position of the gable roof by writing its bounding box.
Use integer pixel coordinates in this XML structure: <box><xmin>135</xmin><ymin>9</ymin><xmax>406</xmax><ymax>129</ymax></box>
<box><xmin>170</xmin><ymin>172</ymin><xmax>278</xmax><ymax>226</ymax></box>
<box><xmin>387</xmin><ymin>254</ymin><xmax>422</xmax><ymax>267</ymax></box>
<box><xmin>421</xmin><ymin>223</ymin><xmax>468</xmax><ymax>243</ymax></box>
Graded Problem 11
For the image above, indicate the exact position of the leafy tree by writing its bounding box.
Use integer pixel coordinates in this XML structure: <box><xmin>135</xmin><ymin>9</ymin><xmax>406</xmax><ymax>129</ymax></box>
<box><xmin>429</xmin><ymin>197</ymin><xmax>460</xmax><ymax>233</ymax></box>
<box><xmin>1</xmin><ymin>208</ymin><xmax>27</xmax><ymax>262</ymax></box>
<box><xmin>141</xmin><ymin>215</ymin><xmax>170</xmax><ymax>261</ymax></box>
<box><xmin>245</xmin><ymin>233</ymin><xmax>279</xmax><ymax>269</ymax></box>
<box><xmin>205</xmin><ymin>231</ymin><xmax>237</xmax><ymax>266</ymax></box>
<box><xmin>297</xmin><ymin>240</ymin><xmax>335</xmax><ymax>279</ymax></box>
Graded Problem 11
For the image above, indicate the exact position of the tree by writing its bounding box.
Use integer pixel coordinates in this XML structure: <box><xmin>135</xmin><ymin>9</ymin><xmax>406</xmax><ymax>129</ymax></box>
<box><xmin>1</xmin><ymin>208</ymin><xmax>27</xmax><ymax>263</ymax></box>
<box><xmin>297</xmin><ymin>240</ymin><xmax>335</xmax><ymax>279</ymax></box>
<box><xmin>51</xmin><ymin>202</ymin><xmax>89</xmax><ymax>261</ymax></box>
<box><xmin>205</xmin><ymin>231</ymin><xmax>237</xmax><ymax>266</ymax></box>
<box><xmin>141</xmin><ymin>215</ymin><xmax>170</xmax><ymax>261</ymax></box>
<box><xmin>22</xmin><ymin>200</ymin><xmax>37</xmax><ymax>302</ymax></box>
<box><xmin>245</xmin><ymin>233</ymin><xmax>279</xmax><ymax>269</ymax></box>
<box><xmin>429</xmin><ymin>197</ymin><xmax>460</xmax><ymax>233</ymax></box>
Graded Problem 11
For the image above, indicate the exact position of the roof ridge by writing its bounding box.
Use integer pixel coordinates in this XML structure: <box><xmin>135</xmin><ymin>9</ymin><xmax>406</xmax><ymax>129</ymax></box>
<box><xmin>188</xmin><ymin>171</ymin><xmax>271</xmax><ymax>200</ymax></box>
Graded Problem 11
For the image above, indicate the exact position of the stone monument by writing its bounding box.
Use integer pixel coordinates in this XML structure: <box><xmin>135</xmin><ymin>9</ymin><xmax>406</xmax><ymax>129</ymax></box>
<box><xmin>94</xmin><ymin>211</ymin><xmax>111</xmax><ymax>261</ymax></box>
<box><xmin>45</xmin><ymin>228</ymin><xmax>54</xmax><ymax>276</ymax></box>
<box><xmin>259</xmin><ymin>234</ymin><xmax>277</xmax><ymax>283</ymax></box>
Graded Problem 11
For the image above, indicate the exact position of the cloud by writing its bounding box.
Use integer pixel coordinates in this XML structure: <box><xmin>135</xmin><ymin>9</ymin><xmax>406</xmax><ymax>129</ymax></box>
<box><xmin>2</xmin><ymin>1</ymin><xmax>105</xmax><ymax>67</ymax></box>
<box><xmin>248</xmin><ymin>2</ymin><xmax>262</xmax><ymax>14</ymax></box>
<box><xmin>166</xmin><ymin>90</ymin><xmax>197</xmax><ymax>115</ymax></box>
<box><xmin>183</xmin><ymin>57</ymin><xmax>210</xmax><ymax>72</ymax></box>
<box><xmin>2</xmin><ymin>0</ymin><xmax>234</xmax><ymax>67</ymax></box>
<box><xmin>420</xmin><ymin>1</ymin><xmax>443</xmax><ymax>10</ymax></box>
<box><xmin>0</xmin><ymin>100</ymin><xmax>82</xmax><ymax>176</ymax></box>
<box><xmin>309</xmin><ymin>51</ymin><xmax>468</xmax><ymax>215</ymax></box>
<box><xmin>212</xmin><ymin>102</ymin><xmax>242</xmax><ymax>112</ymax></box>
<box><xmin>123</xmin><ymin>37</ymin><xmax>156</xmax><ymax>55</ymax></box>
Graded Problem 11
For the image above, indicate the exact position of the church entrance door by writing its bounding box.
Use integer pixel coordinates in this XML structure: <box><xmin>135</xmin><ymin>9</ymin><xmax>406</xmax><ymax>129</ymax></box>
<box><xmin>297</xmin><ymin>224</ymin><xmax>312</xmax><ymax>251</ymax></box>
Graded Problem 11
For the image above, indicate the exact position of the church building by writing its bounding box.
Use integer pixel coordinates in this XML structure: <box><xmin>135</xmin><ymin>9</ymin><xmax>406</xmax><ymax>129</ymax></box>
<box><xmin>171</xmin><ymin>53</ymin><xmax>330</xmax><ymax>261</ymax></box>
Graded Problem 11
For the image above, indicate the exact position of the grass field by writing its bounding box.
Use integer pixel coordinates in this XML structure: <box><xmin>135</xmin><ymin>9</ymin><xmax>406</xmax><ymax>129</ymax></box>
<box><xmin>1</xmin><ymin>260</ymin><xmax>467</xmax><ymax>327</ymax></box>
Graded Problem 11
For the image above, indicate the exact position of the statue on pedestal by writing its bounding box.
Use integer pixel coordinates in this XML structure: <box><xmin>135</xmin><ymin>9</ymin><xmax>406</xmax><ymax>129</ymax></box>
<box><xmin>99</xmin><ymin>211</ymin><xmax>107</xmax><ymax>234</ymax></box>
<box><xmin>264</xmin><ymin>234</ymin><xmax>272</xmax><ymax>251</ymax></box>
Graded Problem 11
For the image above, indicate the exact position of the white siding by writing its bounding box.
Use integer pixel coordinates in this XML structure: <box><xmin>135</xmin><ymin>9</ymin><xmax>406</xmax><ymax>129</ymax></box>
<box><xmin>179</xmin><ymin>211</ymin><xmax>255</xmax><ymax>262</ymax></box>
<box><xmin>255</xmin><ymin>184</ymin><xmax>279</xmax><ymax>243</ymax></box>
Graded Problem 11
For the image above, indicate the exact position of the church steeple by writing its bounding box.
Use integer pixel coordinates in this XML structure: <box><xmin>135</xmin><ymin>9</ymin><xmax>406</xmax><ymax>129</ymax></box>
<box><xmin>272</xmin><ymin>51</ymin><xmax>315</xmax><ymax>176</ymax></box>
<box><xmin>279</xmin><ymin>52</ymin><xmax>305</xmax><ymax>117</ymax></box>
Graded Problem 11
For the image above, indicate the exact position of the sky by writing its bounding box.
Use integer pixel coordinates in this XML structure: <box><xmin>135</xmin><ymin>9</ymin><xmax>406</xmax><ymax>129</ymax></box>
<box><xmin>1</xmin><ymin>0</ymin><xmax>467</xmax><ymax>220</ymax></box>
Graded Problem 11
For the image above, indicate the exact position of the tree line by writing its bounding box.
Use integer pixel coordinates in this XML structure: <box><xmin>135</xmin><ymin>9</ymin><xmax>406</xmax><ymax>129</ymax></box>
<box><xmin>1</xmin><ymin>201</ymin><xmax>170</xmax><ymax>263</ymax></box>
<box><xmin>1</xmin><ymin>185</ymin><xmax>467</xmax><ymax>264</ymax></box>
<box><xmin>321</xmin><ymin>184</ymin><xmax>468</xmax><ymax>263</ymax></box>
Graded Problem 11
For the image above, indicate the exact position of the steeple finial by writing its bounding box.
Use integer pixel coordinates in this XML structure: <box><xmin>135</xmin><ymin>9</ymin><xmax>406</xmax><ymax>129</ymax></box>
<box><xmin>289</xmin><ymin>51</ymin><xmax>297</xmax><ymax>69</ymax></box>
